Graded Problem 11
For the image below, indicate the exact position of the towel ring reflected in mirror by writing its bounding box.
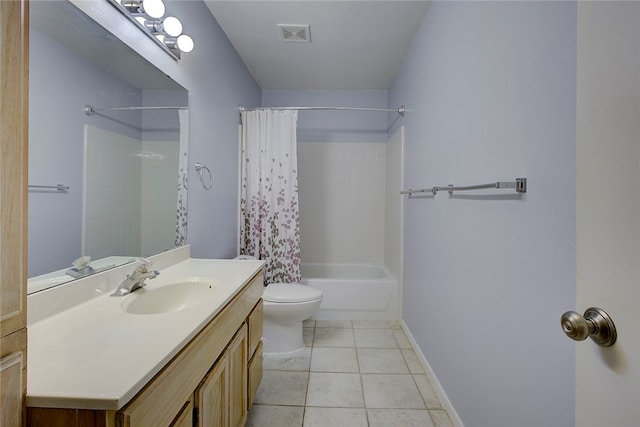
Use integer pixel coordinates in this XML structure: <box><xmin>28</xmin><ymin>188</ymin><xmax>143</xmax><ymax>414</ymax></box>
<box><xmin>194</xmin><ymin>162</ymin><xmax>212</xmax><ymax>190</ymax></box>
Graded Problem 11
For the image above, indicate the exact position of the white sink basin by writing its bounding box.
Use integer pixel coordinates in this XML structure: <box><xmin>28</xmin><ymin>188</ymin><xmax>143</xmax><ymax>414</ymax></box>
<box><xmin>121</xmin><ymin>276</ymin><xmax>218</xmax><ymax>315</ymax></box>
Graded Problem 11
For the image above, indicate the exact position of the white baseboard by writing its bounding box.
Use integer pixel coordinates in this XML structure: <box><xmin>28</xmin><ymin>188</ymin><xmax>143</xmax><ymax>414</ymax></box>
<box><xmin>401</xmin><ymin>319</ymin><xmax>465</xmax><ymax>427</ymax></box>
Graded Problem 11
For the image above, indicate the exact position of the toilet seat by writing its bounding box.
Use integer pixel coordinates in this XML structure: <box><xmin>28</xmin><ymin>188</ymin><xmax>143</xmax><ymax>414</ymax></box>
<box><xmin>263</xmin><ymin>283</ymin><xmax>322</xmax><ymax>303</ymax></box>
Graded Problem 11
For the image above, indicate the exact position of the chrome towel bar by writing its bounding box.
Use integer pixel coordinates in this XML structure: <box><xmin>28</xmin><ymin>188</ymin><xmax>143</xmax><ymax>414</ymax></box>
<box><xmin>401</xmin><ymin>178</ymin><xmax>526</xmax><ymax>196</ymax></box>
<box><xmin>29</xmin><ymin>184</ymin><xmax>69</xmax><ymax>192</ymax></box>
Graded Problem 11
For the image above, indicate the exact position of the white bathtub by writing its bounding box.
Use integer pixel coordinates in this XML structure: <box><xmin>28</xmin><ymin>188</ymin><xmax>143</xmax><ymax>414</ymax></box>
<box><xmin>300</xmin><ymin>263</ymin><xmax>399</xmax><ymax>320</ymax></box>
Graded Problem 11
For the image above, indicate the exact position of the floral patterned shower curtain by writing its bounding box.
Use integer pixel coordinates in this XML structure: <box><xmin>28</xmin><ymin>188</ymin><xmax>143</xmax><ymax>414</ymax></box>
<box><xmin>175</xmin><ymin>109</ymin><xmax>189</xmax><ymax>247</ymax></box>
<box><xmin>239</xmin><ymin>109</ymin><xmax>301</xmax><ymax>284</ymax></box>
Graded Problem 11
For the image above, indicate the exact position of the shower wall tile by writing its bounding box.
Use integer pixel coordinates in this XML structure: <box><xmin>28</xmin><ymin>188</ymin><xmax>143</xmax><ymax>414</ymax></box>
<box><xmin>385</xmin><ymin>127</ymin><xmax>403</xmax><ymax>282</ymax></box>
<box><xmin>140</xmin><ymin>140</ymin><xmax>179</xmax><ymax>256</ymax></box>
<box><xmin>84</xmin><ymin>125</ymin><xmax>141</xmax><ymax>259</ymax></box>
<box><xmin>298</xmin><ymin>142</ymin><xmax>386</xmax><ymax>264</ymax></box>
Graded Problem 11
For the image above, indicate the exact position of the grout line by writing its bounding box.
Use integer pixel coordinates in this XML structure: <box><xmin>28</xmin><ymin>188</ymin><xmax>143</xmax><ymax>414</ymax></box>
<box><xmin>249</xmin><ymin>322</ymin><xmax>456</xmax><ymax>427</ymax></box>
<box><xmin>300</xmin><ymin>321</ymin><xmax>315</xmax><ymax>427</ymax></box>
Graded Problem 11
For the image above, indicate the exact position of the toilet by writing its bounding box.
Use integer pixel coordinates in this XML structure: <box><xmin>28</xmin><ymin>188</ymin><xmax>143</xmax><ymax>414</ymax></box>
<box><xmin>233</xmin><ymin>255</ymin><xmax>323</xmax><ymax>354</ymax></box>
<box><xmin>262</xmin><ymin>283</ymin><xmax>323</xmax><ymax>354</ymax></box>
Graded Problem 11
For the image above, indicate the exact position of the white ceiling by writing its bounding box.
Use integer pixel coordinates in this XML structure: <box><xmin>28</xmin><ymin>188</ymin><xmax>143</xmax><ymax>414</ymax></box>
<box><xmin>204</xmin><ymin>1</ymin><xmax>431</xmax><ymax>90</ymax></box>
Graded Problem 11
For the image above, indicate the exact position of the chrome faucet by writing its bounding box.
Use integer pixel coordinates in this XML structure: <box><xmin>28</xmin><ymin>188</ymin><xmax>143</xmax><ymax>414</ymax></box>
<box><xmin>111</xmin><ymin>258</ymin><xmax>159</xmax><ymax>297</ymax></box>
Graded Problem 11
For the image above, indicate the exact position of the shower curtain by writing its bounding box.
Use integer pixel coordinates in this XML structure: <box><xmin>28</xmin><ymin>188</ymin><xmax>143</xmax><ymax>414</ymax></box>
<box><xmin>175</xmin><ymin>109</ymin><xmax>189</xmax><ymax>247</ymax></box>
<box><xmin>239</xmin><ymin>109</ymin><xmax>302</xmax><ymax>284</ymax></box>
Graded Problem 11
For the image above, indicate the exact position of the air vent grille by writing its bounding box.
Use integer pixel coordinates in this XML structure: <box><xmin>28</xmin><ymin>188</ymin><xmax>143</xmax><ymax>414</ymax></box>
<box><xmin>278</xmin><ymin>24</ymin><xmax>311</xmax><ymax>43</ymax></box>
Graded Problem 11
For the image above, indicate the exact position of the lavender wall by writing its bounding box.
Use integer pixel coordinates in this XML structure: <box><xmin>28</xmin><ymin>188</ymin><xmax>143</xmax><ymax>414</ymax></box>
<box><xmin>29</xmin><ymin>29</ymin><xmax>145</xmax><ymax>276</ymax></box>
<box><xmin>388</xmin><ymin>2</ymin><xmax>577</xmax><ymax>426</ymax></box>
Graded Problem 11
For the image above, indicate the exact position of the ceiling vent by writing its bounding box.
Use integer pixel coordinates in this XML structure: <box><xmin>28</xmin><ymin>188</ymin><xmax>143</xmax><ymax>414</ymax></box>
<box><xmin>278</xmin><ymin>24</ymin><xmax>311</xmax><ymax>43</ymax></box>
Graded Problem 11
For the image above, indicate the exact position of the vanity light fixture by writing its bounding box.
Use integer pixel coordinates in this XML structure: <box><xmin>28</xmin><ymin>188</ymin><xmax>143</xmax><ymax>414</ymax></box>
<box><xmin>122</xmin><ymin>0</ymin><xmax>165</xmax><ymax>19</ymax></box>
<box><xmin>109</xmin><ymin>0</ymin><xmax>195</xmax><ymax>59</ymax></box>
<box><xmin>164</xmin><ymin>34</ymin><xmax>194</xmax><ymax>53</ymax></box>
<box><xmin>143</xmin><ymin>16</ymin><xmax>183</xmax><ymax>37</ymax></box>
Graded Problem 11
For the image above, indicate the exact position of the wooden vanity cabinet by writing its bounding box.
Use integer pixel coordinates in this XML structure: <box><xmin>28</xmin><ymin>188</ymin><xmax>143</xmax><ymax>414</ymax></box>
<box><xmin>247</xmin><ymin>301</ymin><xmax>264</xmax><ymax>408</ymax></box>
<box><xmin>26</xmin><ymin>271</ymin><xmax>264</xmax><ymax>427</ymax></box>
<box><xmin>194</xmin><ymin>349</ymin><xmax>228</xmax><ymax>427</ymax></box>
<box><xmin>170</xmin><ymin>401</ymin><xmax>195</xmax><ymax>427</ymax></box>
<box><xmin>117</xmin><ymin>272</ymin><xmax>263</xmax><ymax>427</ymax></box>
<box><xmin>194</xmin><ymin>324</ymin><xmax>247</xmax><ymax>427</ymax></box>
<box><xmin>1</xmin><ymin>1</ymin><xmax>29</xmax><ymax>426</ymax></box>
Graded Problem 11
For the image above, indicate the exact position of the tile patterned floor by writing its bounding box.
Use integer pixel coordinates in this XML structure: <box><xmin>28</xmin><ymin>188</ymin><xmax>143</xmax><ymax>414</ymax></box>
<box><xmin>245</xmin><ymin>319</ymin><xmax>454</xmax><ymax>427</ymax></box>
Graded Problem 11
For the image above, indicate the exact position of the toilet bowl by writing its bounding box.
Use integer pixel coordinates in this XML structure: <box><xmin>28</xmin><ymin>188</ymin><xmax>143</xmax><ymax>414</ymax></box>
<box><xmin>262</xmin><ymin>283</ymin><xmax>322</xmax><ymax>354</ymax></box>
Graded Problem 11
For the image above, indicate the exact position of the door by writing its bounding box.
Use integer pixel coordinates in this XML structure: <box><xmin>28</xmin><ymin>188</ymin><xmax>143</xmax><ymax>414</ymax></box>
<box><xmin>575</xmin><ymin>2</ymin><xmax>640</xmax><ymax>426</ymax></box>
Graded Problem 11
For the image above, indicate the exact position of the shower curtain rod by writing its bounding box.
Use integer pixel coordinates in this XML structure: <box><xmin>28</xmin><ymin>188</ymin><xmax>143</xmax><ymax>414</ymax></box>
<box><xmin>239</xmin><ymin>105</ymin><xmax>406</xmax><ymax>116</ymax></box>
<box><xmin>83</xmin><ymin>104</ymin><xmax>188</xmax><ymax>116</ymax></box>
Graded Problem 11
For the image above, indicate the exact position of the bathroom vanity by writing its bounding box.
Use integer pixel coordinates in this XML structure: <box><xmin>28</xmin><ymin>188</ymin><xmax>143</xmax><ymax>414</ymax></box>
<box><xmin>25</xmin><ymin>247</ymin><xmax>264</xmax><ymax>427</ymax></box>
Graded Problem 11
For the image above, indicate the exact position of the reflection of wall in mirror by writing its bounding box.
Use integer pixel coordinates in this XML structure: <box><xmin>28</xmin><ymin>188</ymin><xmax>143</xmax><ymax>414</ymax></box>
<box><xmin>83</xmin><ymin>125</ymin><xmax>178</xmax><ymax>259</ymax></box>
<box><xmin>28</xmin><ymin>27</ymin><xmax>185</xmax><ymax>278</ymax></box>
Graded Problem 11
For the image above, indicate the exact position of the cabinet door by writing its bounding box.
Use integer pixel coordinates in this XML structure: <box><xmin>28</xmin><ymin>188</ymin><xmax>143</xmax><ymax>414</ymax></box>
<box><xmin>247</xmin><ymin>340</ymin><xmax>263</xmax><ymax>410</ymax></box>
<box><xmin>0</xmin><ymin>0</ymin><xmax>28</xmax><ymax>338</ymax></box>
<box><xmin>195</xmin><ymin>354</ymin><xmax>229</xmax><ymax>427</ymax></box>
<box><xmin>228</xmin><ymin>324</ymin><xmax>248</xmax><ymax>427</ymax></box>
<box><xmin>1</xmin><ymin>1</ymin><xmax>29</xmax><ymax>426</ymax></box>
<box><xmin>1</xmin><ymin>331</ymin><xmax>26</xmax><ymax>427</ymax></box>
<box><xmin>247</xmin><ymin>300</ymin><xmax>263</xmax><ymax>357</ymax></box>
<box><xmin>170</xmin><ymin>400</ymin><xmax>194</xmax><ymax>427</ymax></box>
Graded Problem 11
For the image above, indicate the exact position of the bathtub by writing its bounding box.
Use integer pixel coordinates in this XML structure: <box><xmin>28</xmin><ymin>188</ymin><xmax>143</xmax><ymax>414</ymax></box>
<box><xmin>300</xmin><ymin>263</ymin><xmax>399</xmax><ymax>320</ymax></box>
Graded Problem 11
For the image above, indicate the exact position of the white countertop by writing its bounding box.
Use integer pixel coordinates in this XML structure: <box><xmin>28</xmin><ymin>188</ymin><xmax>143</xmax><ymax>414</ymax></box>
<box><xmin>26</xmin><ymin>248</ymin><xmax>263</xmax><ymax>410</ymax></box>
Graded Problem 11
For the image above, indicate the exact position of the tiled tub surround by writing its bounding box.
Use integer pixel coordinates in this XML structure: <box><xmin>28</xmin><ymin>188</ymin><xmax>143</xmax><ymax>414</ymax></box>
<box><xmin>246</xmin><ymin>320</ymin><xmax>454</xmax><ymax>427</ymax></box>
<box><xmin>27</xmin><ymin>246</ymin><xmax>264</xmax><ymax>410</ymax></box>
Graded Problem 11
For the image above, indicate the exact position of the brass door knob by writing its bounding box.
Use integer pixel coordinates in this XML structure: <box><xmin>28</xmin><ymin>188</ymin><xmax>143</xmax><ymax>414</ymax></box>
<box><xmin>560</xmin><ymin>307</ymin><xmax>617</xmax><ymax>347</ymax></box>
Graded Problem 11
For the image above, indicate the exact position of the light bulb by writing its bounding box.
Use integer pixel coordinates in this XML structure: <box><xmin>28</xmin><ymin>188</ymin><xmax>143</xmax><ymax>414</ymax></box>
<box><xmin>162</xmin><ymin>16</ymin><xmax>182</xmax><ymax>37</ymax></box>
<box><xmin>177</xmin><ymin>34</ymin><xmax>194</xmax><ymax>53</ymax></box>
<box><xmin>141</xmin><ymin>0</ymin><xmax>164</xmax><ymax>19</ymax></box>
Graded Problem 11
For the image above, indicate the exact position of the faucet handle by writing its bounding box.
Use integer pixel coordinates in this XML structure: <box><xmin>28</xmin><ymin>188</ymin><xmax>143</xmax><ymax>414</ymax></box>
<box><xmin>72</xmin><ymin>256</ymin><xmax>92</xmax><ymax>270</ymax></box>
<box><xmin>134</xmin><ymin>257</ymin><xmax>153</xmax><ymax>273</ymax></box>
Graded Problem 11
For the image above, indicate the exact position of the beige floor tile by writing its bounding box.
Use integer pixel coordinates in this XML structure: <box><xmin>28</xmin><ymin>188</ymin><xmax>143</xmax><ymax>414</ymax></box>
<box><xmin>304</xmin><ymin>327</ymin><xmax>314</xmax><ymax>346</ymax></box>
<box><xmin>402</xmin><ymin>349</ymin><xmax>425</xmax><ymax>374</ymax></box>
<box><xmin>253</xmin><ymin>370</ymin><xmax>309</xmax><ymax>406</ymax></box>
<box><xmin>303</xmin><ymin>407</ymin><xmax>368</xmax><ymax>427</ymax></box>
<box><xmin>263</xmin><ymin>347</ymin><xmax>311</xmax><ymax>371</ymax></box>
<box><xmin>313</xmin><ymin>327</ymin><xmax>355</xmax><ymax>347</ymax></box>
<box><xmin>311</xmin><ymin>347</ymin><xmax>359</xmax><ymax>373</ymax></box>
<box><xmin>368</xmin><ymin>409</ymin><xmax>435</xmax><ymax>427</ymax></box>
<box><xmin>315</xmin><ymin>319</ymin><xmax>353</xmax><ymax>328</ymax></box>
<box><xmin>389</xmin><ymin>319</ymin><xmax>403</xmax><ymax>330</ymax></box>
<box><xmin>352</xmin><ymin>319</ymin><xmax>392</xmax><ymax>329</ymax></box>
<box><xmin>247</xmin><ymin>320</ymin><xmax>457</xmax><ymax>426</ymax></box>
<box><xmin>306</xmin><ymin>373</ymin><xmax>364</xmax><ymax>408</ymax></box>
<box><xmin>413</xmin><ymin>375</ymin><xmax>443</xmax><ymax>409</ymax></box>
<box><xmin>244</xmin><ymin>404</ymin><xmax>304</xmax><ymax>427</ymax></box>
<box><xmin>357</xmin><ymin>348</ymin><xmax>409</xmax><ymax>374</ymax></box>
<box><xmin>354</xmin><ymin>328</ymin><xmax>398</xmax><ymax>348</ymax></box>
<box><xmin>362</xmin><ymin>374</ymin><xmax>426</xmax><ymax>409</ymax></box>
<box><xmin>394</xmin><ymin>330</ymin><xmax>413</xmax><ymax>348</ymax></box>
<box><xmin>429</xmin><ymin>409</ymin><xmax>455</xmax><ymax>427</ymax></box>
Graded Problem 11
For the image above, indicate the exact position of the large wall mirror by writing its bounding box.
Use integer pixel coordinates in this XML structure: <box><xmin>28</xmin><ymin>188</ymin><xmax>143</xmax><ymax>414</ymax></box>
<box><xmin>28</xmin><ymin>1</ymin><xmax>189</xmax><ymax>294</ymax></box>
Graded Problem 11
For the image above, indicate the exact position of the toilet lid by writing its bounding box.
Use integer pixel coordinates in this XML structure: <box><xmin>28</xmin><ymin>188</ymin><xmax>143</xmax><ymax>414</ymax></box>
<box><xmin>263</xmin><ymin>283</ymin><xmax>322</xmax><ymax>303</ymax></box>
